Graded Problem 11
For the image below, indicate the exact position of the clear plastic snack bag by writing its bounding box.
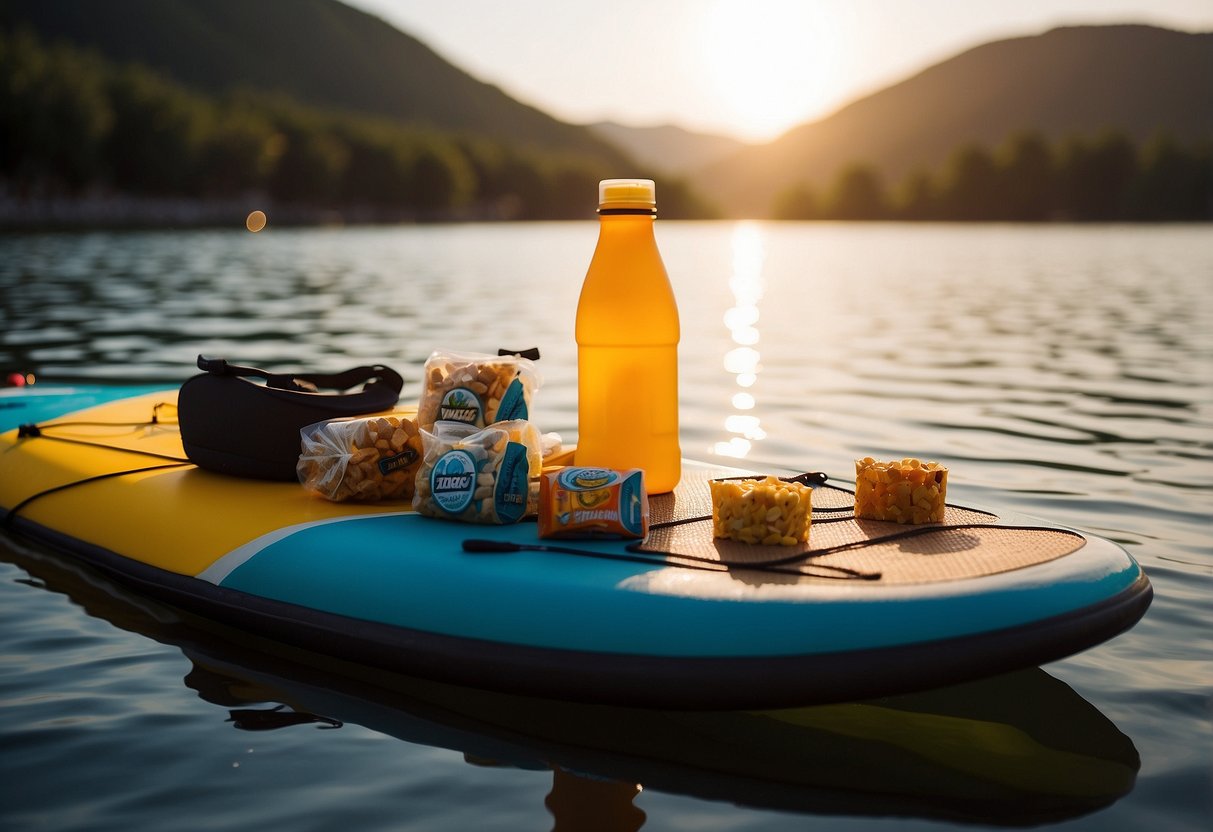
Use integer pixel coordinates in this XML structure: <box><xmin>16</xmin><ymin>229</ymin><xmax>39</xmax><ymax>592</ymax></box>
<box><xmin>297</xmin><ymin>415</ymin><xmax>424</xmax><ymax>502</ymax></box>
<box><xmin>416</xmin><ymin>349</ymin><xmax>541</xmax><ymax>431</ymax></box>
<box><xmin>413</xmin><ymin>420</ymin><xmax>543</xmax><ymax>524</ymax></box>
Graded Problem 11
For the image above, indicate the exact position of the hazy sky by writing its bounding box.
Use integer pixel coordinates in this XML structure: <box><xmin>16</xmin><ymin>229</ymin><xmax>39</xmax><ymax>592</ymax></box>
<box><xmin>344</xmin><ymin>0</ymin><xmax>1213</xmax><ymax>142</ymax></box>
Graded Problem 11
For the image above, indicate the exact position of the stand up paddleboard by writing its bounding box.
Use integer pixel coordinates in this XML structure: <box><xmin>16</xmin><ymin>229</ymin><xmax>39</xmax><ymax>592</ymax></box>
<box><xmin>3</xmin><ymin>535</ymin><xmax>1141</xmax><ymax>826</ymax></box>
<box><xmin>0</xmin><ymin>385</ymin><xmax>1151</xmax><ymax>708</ymax></box>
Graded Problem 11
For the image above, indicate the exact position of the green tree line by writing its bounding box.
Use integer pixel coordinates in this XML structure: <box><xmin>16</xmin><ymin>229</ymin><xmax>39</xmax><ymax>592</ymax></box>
<box><xmin>774</xmin><ymin>130</ymin><xmax>1213</xmax><ymax>222</ymax></box>
<box><xmin>0</xmin><ymin>28</ymin><xmax>714</xmax><ymax>220</ymax></box>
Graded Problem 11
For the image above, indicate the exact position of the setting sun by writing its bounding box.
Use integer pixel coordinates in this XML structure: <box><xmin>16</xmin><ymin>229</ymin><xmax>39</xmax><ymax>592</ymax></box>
<box><xmin>702</xmin><ymin>0</ymin><xmax>843</xmax><ymax>140</ymax></box>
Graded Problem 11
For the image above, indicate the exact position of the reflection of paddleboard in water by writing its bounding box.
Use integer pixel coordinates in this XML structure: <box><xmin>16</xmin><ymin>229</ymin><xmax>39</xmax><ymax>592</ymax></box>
<box><xmin>7</xmin><ymin>534</ymin><xmax>1140</xmax><ymax>827</ymax></box>
<box><xmin>1</xmin><ymin>385</ymin><xmax>1151</xmax><ymax>708</ymax></box>
<box><xmin>186</xmin><ymin>653</ymin><xmax>1140</xmax><ymax>827</ymax></box>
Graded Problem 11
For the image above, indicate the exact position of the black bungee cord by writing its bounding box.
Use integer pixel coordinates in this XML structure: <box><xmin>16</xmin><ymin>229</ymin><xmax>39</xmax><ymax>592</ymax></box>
<box><xmin>3</xmin><ymin>402</ymin><xmax>193</xmax><ymax>528</ymax></box>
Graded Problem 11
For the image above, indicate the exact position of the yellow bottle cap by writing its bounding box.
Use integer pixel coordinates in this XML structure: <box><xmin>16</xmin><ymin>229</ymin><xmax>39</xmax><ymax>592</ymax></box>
<box><xmin>599</xmin><ymin>179</ymin><xmax>656</xmax><ymax>208</ymax></box>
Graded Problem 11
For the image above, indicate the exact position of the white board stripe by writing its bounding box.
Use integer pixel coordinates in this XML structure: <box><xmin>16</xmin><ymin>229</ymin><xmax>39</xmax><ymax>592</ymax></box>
<box><xmin>197</xmin><ymin>511</ymin><xmax>413</xmax><ymax>585</ymax></box>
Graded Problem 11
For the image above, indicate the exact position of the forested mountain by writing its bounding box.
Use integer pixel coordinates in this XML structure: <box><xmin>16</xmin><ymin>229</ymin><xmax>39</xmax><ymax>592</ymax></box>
<box><xmin>587</xmin><ymin>122</ymin><xmax>748</xmax><ymax>175</ymax></box>
<box><xmin>704</xmin><ymin>25</ymin><xmax>1213</xmax><ymax>217</ymax></box>
<box><xmin>0</xmin><ymin>3</ymin><xmax>715</xmax><ymax>222</ymax></box>
<box><xmin>0</xmin><ymin>0</ymin><xmax>627</xmax><ymax>166</ymax></box>
<box><xmin>2</xmin><ymin>1</ymin><xmax>1208</xmax><ymax>223</ymax></box>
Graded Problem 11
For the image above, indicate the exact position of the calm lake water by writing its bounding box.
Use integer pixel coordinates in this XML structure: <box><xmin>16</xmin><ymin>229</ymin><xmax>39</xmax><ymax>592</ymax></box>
<box><xmin>1</xmin><ymin>222</ymin><xmax>1210</xmax><ymax>831</ymax></box>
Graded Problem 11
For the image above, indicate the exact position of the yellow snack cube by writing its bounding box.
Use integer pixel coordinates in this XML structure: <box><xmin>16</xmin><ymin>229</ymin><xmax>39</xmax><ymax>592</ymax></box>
<box><xmin>710</xmin><ymin>476</ymin><xmax>812</xmax><ymax>546</ymax></box>
<box><xmin>854</xmin><ymin>457</ymin><xmax>948</xmax><ymax>524</ymax></box>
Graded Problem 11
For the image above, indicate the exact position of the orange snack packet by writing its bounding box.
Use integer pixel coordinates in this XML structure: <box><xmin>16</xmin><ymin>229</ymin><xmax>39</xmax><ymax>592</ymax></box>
<box><xmin>538</xmin><ymin>467</ymin><xmax>649</xmax><ymax>540</ymax></box>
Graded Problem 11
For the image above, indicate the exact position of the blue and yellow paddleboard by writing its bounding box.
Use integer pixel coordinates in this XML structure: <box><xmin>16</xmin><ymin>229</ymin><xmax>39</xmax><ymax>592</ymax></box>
<box><xmin>0</xmin><ymin>385</ymin><xmax>1151</xmax><ymax>708</ymax></box>
<box><xmin>2</xmin><ymin>535</ymin><xmax>1143</xmax><ymax>826</ymax></box>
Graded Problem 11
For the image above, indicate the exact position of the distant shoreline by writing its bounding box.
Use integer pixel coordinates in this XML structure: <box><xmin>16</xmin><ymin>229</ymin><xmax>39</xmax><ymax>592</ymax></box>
<box><xmin>0</xmin><ymin>192</ymin><xmax>522</xmax><ymax>231</ymax></box>
<box><xmin>2</xmin><ymin>193</ymin><xmax>1209</xmax><ymax>231</ymax></box>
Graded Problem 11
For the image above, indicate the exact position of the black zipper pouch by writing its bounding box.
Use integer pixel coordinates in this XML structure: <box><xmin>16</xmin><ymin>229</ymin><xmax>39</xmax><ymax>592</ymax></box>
<box><xmin>179</xmin><ymin>355</ymin><xmax>405</xmax><ymax>481</ymax></box>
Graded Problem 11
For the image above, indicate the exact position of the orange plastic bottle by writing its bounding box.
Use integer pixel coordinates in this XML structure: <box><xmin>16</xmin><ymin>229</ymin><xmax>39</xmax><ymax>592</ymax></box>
<box><xmin>575</xmin><ymin>179</ymin><xmax>681</xmax><ymax>494</ymax></box>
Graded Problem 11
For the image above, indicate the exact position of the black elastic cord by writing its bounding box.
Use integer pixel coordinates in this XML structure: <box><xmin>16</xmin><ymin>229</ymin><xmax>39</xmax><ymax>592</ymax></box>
<box><xmin>622</xmin><ymin>538</ymin><xmax>880</xmax><ymax>580</ymax></box>
<box><xmin>4</xmin><ymin>406</ymin><xmax>194</xmax><ymax>527</ymax></box>
<box><xmin>649</xmin><ymin>472</ymin><xmax>841</xmax><ymax>531</ymax></box>
<box><xmin>462</xmin><ymin>534</ymin><xmax>874</xmax><ymax>580</ymax></box>
<box><xmin>15</xmin><ymin>432</ymin><xmax>190</xmax><ymax>464</ymax></box>
<box><xmin>2</xmin><ymin>462</ymin><xmax>192</xmax><ymax>528</ymax></box>
<box><xmin>638</xmin><ymin>473</ymin><xmax>878</xmax><ymax>576</ymax></box>
<box><xmin>462</xmin><ymin>537</ymin><xmax>866</xmax><ymax>579</ymax></box>
<box><xmin>14</xmin><ymin>404</ymin><xmax>188</xmax><ymax>465</ymax></box>
<box><xmin>636</xmin><ymin>472</ymin><xmax>1011</xmax><ymax>578</ymax></box>
<box><xmin>463</xmin><ymin>539</ymin><xmax>731</xmax><ymax>575</ymax></box>
<box><xmin>17</xmin><ymin>401</ymin><xmax>178</xmax><ymax>437</ymax></box>
<box><xmin>638</xmin><ymin>511</ymin><xmax>1040</xmax><ymax>578</ymax></box>
<box><xmin>627</xmin><ymin>517</ymin><xmax>1039</xmax><ymax>580</ymax></box>
<box><xmin>661</xmin><ymin>522</ymin><xmax>993</xmax><ymax>574</ymax></box>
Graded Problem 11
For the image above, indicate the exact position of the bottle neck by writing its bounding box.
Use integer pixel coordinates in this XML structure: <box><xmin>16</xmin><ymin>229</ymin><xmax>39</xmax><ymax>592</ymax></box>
<box><xmin>597</xmin><ymin>207</ymin><xmax>657</xmax><ymax>217</ymax></box>
<box><xmin>596</xmin><ymin>210</ymin><xmax>657</xmax><ymax>237</ymax></box>
<box><xmin>596</xmin><ymin>217</ymin><xmax>658</xmax><ymax>254</ymax></box>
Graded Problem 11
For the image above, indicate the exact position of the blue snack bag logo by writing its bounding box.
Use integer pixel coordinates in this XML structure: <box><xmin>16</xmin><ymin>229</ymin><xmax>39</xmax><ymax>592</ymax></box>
<box><xmin>430</xmin><ymin>450</ymin><xmax>477</xmax><ymax>514</ymax></box>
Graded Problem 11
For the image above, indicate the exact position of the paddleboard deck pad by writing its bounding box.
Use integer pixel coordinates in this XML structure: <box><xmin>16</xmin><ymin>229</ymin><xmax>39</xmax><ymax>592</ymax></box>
<box><xmin>0</xmin><ymin>386</ymin><xmax>1152</xmax><ymax>708</ymax></box>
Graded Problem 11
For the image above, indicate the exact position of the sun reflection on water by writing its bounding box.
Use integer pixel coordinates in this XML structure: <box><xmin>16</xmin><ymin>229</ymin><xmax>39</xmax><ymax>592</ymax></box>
<box><xmin>714</xmin><ymin>223</ymin><xmax>767</xmax><ymax>459</ymax></box>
